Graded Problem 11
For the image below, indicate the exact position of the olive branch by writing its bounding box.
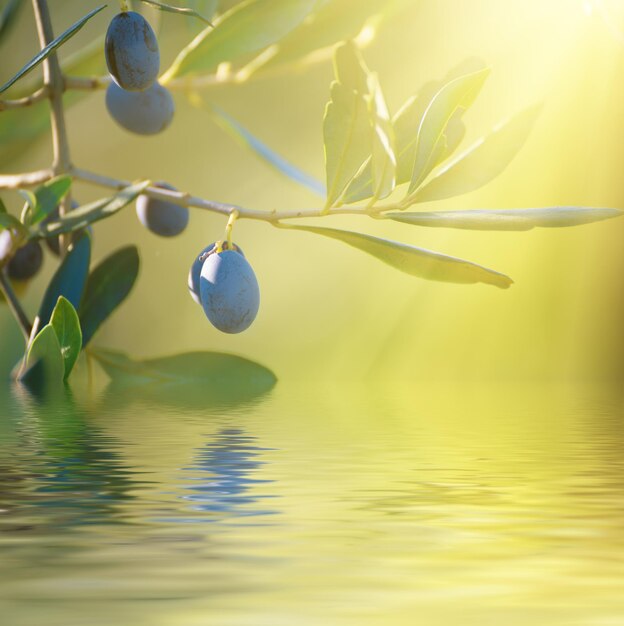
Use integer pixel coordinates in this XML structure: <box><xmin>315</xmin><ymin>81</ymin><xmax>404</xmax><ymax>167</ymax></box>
<box><xmin>0</xmin><ymin>0</ymin><xmax>621</xmax><ymax>389</ymax></box>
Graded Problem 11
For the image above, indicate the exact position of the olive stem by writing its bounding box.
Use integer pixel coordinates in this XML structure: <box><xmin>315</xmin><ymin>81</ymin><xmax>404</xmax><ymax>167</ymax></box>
<box><xmin>225</xmin><ymin>210</ymin><xmax>239</xmax><ymax>247</ymax></box>
<box><xmin>32</xmin><ymin>0</ymin><xmax>73</xmax><ymax>254</ymax></box>
<box><xmin>0</xmin><ymin>272</ymin><xmax>33</xmax><ymax>341</ymax></box>
<box><xmin>71</xmin><ymin>167</ymin><xmax>399</xmax><ymax>222</ymax></box>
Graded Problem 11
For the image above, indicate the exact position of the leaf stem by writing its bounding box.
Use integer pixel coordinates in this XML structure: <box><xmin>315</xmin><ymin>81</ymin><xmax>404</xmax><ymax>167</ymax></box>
<box><xmin>0</xmin><ymin>272</ymin><xmax>33</xmax><ymax>340</ymax></box>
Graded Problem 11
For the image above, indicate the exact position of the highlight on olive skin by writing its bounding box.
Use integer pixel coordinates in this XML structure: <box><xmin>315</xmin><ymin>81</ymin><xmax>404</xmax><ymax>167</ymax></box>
<box><xmin>199</xmin><ymin>249</ymin><xmax>260</xmax><ymax>334</ymax></box>
<box><xmin>136</xmin><ymin>183</ymin><xmax>189</xmax><ymax>237</ymax></box>
<box><xmin>188</xmin><ymin>242</ymin><xmax>244</xmax><ymax>305</ymax></box>
<box><xmin>105</xmin><ymin>11</ymin><xmax>160</xmax><ymax>91</ymax></box>
<box><xmin>106</xmin><ymin>81</ymin><xmax>174</xmax><ymax>135</ymax></box>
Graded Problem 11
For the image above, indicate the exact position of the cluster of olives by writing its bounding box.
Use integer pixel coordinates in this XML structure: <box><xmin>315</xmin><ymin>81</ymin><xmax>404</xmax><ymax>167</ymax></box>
<box><xmin>103</xmin><ymin>10</ymin><xmax>258</xmax><ymax>334</ymax></box>
<box><xmin>188</xmin><ymin>242</ymin><xmax>260</xmax><ymax>334</ymax></box>
<box><xmin>104</xmin><ymin>11</ymin><xmax>174</xmax><ymax>135</ymax></box>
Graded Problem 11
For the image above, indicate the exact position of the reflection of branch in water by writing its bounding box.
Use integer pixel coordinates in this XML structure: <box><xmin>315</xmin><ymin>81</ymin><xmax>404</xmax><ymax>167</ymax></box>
<box><xmin>178</xmin><ymin>429</ymin><xmax>276</xmax><ymax>522</ymax></box>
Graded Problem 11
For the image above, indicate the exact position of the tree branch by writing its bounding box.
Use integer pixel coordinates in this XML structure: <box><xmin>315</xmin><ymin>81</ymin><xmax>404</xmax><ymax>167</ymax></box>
<box><xmin>71</xmin><ymin>167</ymin><xmax>393</xmax><ymax>222</ymax></box>
<box><xmin>32</xmin><ymin>0</ymin><xmax>72</xmax><ymax>254</ymax></box>
<box><xmin>0</xmin><ymin>168</ymin><xmax>55</xmax><ymax>189</ymax></box>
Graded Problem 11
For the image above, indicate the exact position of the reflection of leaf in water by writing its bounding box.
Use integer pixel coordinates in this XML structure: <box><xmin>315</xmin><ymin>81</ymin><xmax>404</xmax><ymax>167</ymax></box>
<box><xmin>1</xmin><ymin>384</ymin><xmax>137</xmax><ymax>530</ymax></box>
<box><xmin>92</xmin><ymin>349</ymin><xmax>277</xmax><ymax>411</ymax></box>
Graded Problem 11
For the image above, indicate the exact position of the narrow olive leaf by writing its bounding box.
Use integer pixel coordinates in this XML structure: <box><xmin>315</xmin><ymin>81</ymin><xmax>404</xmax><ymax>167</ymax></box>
<box><xmin>247</xmin><ymin>0</ymin><xmax>399</xmax><ymax>76</ymax></box>
<box><xmin>324</xmin><ymin>83</ymin><xmax>370</xmax><ymax>208</ymax></box>
<box><xmin>366</xmin><ymin>73</ymin><xmax>396</xmax><ymax>204</ymax></box>
<box><xmin>284</xmin><ymin>224</ymin><xmax>513</xmax><ymax>288</ymax></box>
<box><xmin>410</xmin><ymin>105</ymin><xmax>541</xmax><ymax>204</ymax></box>
<box><xmin>342</xmin><ymin>59</ymin><xmax>487</xmax><ymax>204</ymax></box>
<box><xmin>0</xmin><ymin>211</ymin><xmax>23</xmax><ymax>232</ymax></box>
<box><xmin>406</xmin><ymin>68</ymin><xmax>490</xmax><ymax>197</ymax></box>
<box><xmin>0</xmin><ymin>5</ymin><xmax>106</xmax><ymax>94</ymax></box>
<box><xmin>33</xmin><ymin>233</ymin><xmax>91</xmax><ymax>337</ymax></box>
<box><xmin>0</xmin><ymin>36</ymin><xmax>106</xmax><ymax>167</ymax></box>
<box><xmin>324</xmin><ymin>42</ymin><xmax>394</xmax><ymax>208</ymax></box>
<box><xmin>30</xmin><ymin>175</ymin><xmax>72</xmax><ymax>225</ymax></box>
<box><xmin>19</xmin><ymin>324</ymin><xmax>65</xmax><ymax>388</ymax></box>
<box><xmin>387</xmin><ymin>207</ymin><xmax>624</xmax><ymax>231</ymax></box>
<box><xmin>36</xmin><ymin>181</ymin><xmax>150</xmax><ymax>238</ymax></box>
<box><xmin>0</xmin><ymin>0</ymin><xmax>22</xmax><ymax>45</ymax></box>
<box><xmin>50</xmin><ymin>296</ymin><xmax>82</xmax><ymax>380</ymax></box>
<box><xmin>91</xmin><ymin>348</ymin><xmax>277</xmax><ymax>388</ymax></box>
<box><xmin>79</xmin><ymin>246</ymin><xmax>139</xmax><ymax>346</ymax></box>
<box><xmin>207</xmin><ymin>103</ymin><xmax>325</xmax><ymax>197</ymax></box>
<box><xmin>342</xmin><ymin>78</ymin><xmax>396</xmax><ymax>204</ymax></box>
<box><xmin>139</xmin><ymin>0</ymin><xmax>212</xmax><ymax>24</ymax></box>
<box><xmin>162</xmin><ymin>0</ymin><xmax>316</xmax><ymax>80</ymax></box>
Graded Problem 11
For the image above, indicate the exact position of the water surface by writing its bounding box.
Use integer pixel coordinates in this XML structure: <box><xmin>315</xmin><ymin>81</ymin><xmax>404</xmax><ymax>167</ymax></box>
<box><xmin>1</xmin><ymin>381</ymin><xmax>623</xmax><ymax>625</ymax></box>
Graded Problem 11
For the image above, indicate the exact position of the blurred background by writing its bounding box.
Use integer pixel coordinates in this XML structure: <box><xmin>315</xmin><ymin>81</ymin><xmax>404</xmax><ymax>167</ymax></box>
<box><xmin>2</xmin><ymin>0</ymin><xmax>624</xmax><ymax>383</ymax></box>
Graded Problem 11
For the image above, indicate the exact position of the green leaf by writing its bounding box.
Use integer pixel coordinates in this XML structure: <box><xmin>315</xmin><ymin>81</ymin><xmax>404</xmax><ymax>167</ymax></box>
<box><xmin>406</xmin><ymin>68</ymin><xmax>490</xmax><ymax>197</ymax></box>
<box><xmin>366</xmin><ymin>73</ymin><xmax>396</xmax><ymax>204</ymax></box>
<box><xmin>91</xmin><ymin>349</ymin><xmax>277</xmax><ymax>406</ymax></box>
<box><xmin>246</xmin><ymin>0</ymin><xmax>403</xmax><ymax>76</ymax></box>
<box><xmin>206</xmin><ymin>103</ymin><xmax>325</xmax><ymax>197</ymax></box>
<box><xmin>0</xmin><ymin>4</ymin><xmax>106</xmax><ymax>94</ymax></box>
<box><xmin>410</xmin><ymin>105</ymin><xmax>541</xmax><ymax>204</ymax></box>
<box><xmin>79</xmin><ymin>246</ymin><xmax>140</xmax><ymax>346</ymax></box>
<box><xmin>0</xmin><ymin>37</ymin><xmax>107</xmax><ymax>168</ymax></box>
<box><xmin>36</xmin><ymin>181</ymin><xmax>150</xmax><ymax>238</ymax></box>
<box><xmin>324</xmin><ymin>42</ymin><xmax>395</xmax><ymax>208</ymax></box>
<box><xmin>0</xmin><ymin>0</ymin><xmax>22</xmax><ymax>45</ymax></box>
<box><xmin>386</xmin><ymin>207</ymin><xmax>624</xmax><ymax>231</ymax></box>
<box><xmin>19</xmin><ymin>324</ymin><xmax>65</xmax><ymax>389</ymax></box>
<box><xmin>29</xmin><ymin>175</ymin><xmax>72</xmax><ymax>225</ymax></box>
<box><xmin>0</xmin><ymin>211</ymin><xmax>23</xmax><ymax>232</ymax></box>
<box><xmin>93</xmin><ymin>349</ymin><xmax>277</xmax><ymax>409</ymax></box>
<box><xmin>324</xmin><ymin>79</ymin><xmax>371</xmax><ymax>208</ymax></box>
<box><xmin>50</xmin><ymin>296</ymin><xmax>82</xmax><ymax>380</ymax></box>
<box><xmin>139</xmin><ymin>0</ymin><xmax>213</xmax><ymax>24</ymax></box>
<box><xmin>33</xmin><ymin>233</ymin><xmax>91</xmax><ymax>337</ymax></box>
<box><xmin>162</xmin><ymin>0</ymin><xmax>316</xmax><ymax>80</ymax></box>
<box><xmin>342</xmin><ymin>59</ymin><xmax>488</xmax><ymax>204</ymax></box>
<box><xmin>18</xmin><ymin>189</ymin><xmax>37</xmax><ymax>224</ymax></box>
<box><xmin>283</xmin><ymin>224</ymin><xmax>513</xmax><ymax>288</ymax></box>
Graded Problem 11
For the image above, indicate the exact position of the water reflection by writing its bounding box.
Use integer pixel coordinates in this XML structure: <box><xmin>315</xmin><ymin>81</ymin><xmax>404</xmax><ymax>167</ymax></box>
<box><xmin>1</xmin><ymin>382</ymin><xmax>624</xmax><ymax>626</ymax></box>
<box><xmin>0</xmin><ymin>385</ymin><xmax>137</xmax><ymax>532</ymax></box>
<box><xmin>174</xmin><ymin>428</ymin><xmax>276</xmax><ymax>523</ymax></box>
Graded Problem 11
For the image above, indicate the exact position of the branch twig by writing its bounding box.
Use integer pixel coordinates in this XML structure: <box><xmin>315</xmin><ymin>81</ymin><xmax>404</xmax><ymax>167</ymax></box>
<box><xmin>0</xmin><ymin>272</ymin><xmax>33</xmax><ymax>341</ymax></box>
<box><xmin>0</xmin><ymin>86</ymin><xmax>49</xmax><ymax>111</ymax></box>
<box><xmin>0</xmin><ymin>168</ymin><xmax>55</xmax><ymax>189</ymax></box>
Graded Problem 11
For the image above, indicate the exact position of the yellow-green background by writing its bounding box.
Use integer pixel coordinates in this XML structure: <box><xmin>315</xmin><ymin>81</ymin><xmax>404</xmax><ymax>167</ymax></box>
<box><xmin>2</xmin><ymin>0</ymin><xmax>624</xmax><ymax>383</ymax></box>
